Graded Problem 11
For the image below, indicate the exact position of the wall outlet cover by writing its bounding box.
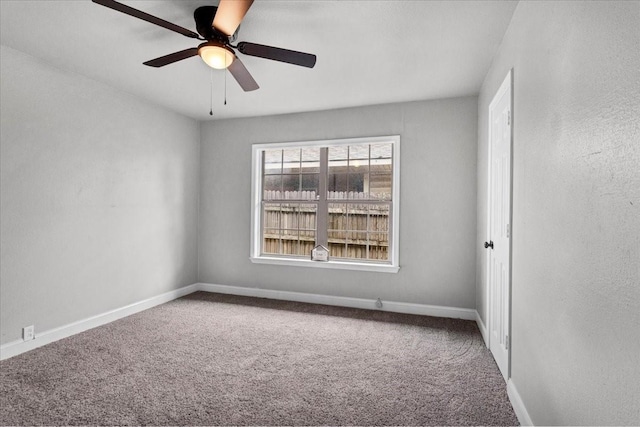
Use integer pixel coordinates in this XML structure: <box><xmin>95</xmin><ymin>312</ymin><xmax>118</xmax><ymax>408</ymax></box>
<box><xmin>22</xmin><ymin>325</ymin><xmax>35</xmax><ymax>341</ymax></box>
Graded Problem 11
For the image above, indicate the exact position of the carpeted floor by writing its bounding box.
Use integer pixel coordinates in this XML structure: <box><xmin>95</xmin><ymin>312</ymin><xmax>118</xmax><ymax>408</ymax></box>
<box><xmin>0</xmin><ymin>292</ymin><xmax>518</xmax><ymax>426</ymax></box>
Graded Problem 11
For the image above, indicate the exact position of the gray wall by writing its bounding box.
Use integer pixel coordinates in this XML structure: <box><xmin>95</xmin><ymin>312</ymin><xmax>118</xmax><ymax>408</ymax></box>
<box><xmin>0</xmin><ymin>46</ymin><xmax>200</xmax><ymax>345</ymax></box>
<box><xmin>199</xmin><ymin>97</ymin><xmax>478</xmax><ymax>308</ymax></box>
<box><xmin>476</xmin><ymin>2</ymin><xmax>640</xmax><ymax>424</ymax></box>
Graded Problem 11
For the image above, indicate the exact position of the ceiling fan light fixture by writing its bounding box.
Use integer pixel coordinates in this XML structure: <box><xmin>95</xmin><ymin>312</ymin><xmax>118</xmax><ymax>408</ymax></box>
<box><xmin>198</xmin><ymin>42</ymin><xmax>235</xmax><ymax>69</ymax></box>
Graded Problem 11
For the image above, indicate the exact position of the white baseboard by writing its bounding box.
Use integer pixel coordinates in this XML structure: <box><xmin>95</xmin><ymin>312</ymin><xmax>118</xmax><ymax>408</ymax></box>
<box><xmin>1</xmin><ymin>282</ymin><xmax>478</xmax><ymax>360</ymax></box>
<box><xmin>195</xmin><ymin>283</ymin><xmax>477</xmax><ymax>321</ymax></box>
<box><xmin>507</xmin><ymin>378</ymin><xmax>534</xmax><ymax>426</ymax></box>
<box><xmin>2</xmin><ymin>280</ymin><xmax>529</xmax><ymax>424</ymax></box>
<box><xmin>0</xmin><ymin>284</ymin><xmax>199</xmax><ymax>360</ymax></box>
<box><xmin>479</xmin><ymin>316</ymin><xmax>528</xmax><ymax>425</ymax></box>
<box><xmin>476</xmin><ymin>311</ymin><xmax>488</xmax><ymax>346</ymax></box>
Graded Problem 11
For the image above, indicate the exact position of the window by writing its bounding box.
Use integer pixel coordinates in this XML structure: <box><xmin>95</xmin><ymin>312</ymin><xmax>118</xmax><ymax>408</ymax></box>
<box><xmin>251</xmin><ymin>136</ymin><xmax>400</xmax><ymax>273</ymax></box>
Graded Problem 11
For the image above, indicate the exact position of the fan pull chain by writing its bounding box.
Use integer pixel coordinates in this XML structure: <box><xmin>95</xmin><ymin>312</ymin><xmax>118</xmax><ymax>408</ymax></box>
<box><xmin>209</xmin><ymin>69</ymin><xmax>214</xmax><ymax>116</ymax></box>
<box><xmin>224</xmin><ymin>54</ymin><xmax>228</xmax><ymax>106</ymax></box>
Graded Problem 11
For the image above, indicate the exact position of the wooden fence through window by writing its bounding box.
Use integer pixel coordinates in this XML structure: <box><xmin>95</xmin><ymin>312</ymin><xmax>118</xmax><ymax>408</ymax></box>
<box><xmin>262</xmin><ymin>191</ymin><xmax>390</xmax><ymax>261</ymax></box>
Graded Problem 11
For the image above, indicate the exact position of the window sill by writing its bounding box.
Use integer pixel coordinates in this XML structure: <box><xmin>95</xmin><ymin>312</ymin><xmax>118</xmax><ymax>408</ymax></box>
<box><xmin>250</xmin><ymin>256</ymin><xmax>400</xmax><ymax>273</ymax></box>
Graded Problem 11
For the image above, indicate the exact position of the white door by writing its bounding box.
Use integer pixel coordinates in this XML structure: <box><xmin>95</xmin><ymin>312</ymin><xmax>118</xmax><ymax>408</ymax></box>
<box><xmin>487</xmin><ymin>70</ymin><xmax>512</xmax><ymax>381</ymax></box>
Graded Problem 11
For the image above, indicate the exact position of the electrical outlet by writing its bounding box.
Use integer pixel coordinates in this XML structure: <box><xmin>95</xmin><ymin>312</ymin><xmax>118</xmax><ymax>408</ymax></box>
<box><xmin>22</xmin><ymin>325</ymin><xmax>35</xmax><ymax>341</ymax></box>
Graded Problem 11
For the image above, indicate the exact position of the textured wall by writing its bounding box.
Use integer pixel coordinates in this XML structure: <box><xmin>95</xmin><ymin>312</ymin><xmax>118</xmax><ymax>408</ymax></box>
<box><xmin>0</xmin><ymin>46</ymin><xmax>200</xmax><ymax>345</ymax></box>
<box><xmin>476</xmin><ymin>1</ymin><xmax>640</xmax><ymax>424</ymax></box>
<box><xmin>199</xmin><ymin>97</ymin><xmax>478</xmax><ymax>309</ymax></box>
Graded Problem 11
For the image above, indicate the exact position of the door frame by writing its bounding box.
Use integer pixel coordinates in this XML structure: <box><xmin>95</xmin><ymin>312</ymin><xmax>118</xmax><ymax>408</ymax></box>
<box><xmin>485</xmin><ymin>68</ymin><xmax>514</xmax><ymax>379</ymax></box>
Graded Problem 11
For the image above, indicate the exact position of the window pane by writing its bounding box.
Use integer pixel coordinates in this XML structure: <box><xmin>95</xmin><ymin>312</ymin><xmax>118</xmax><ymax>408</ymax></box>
<box><xmin>280</xmin><ymin>236</ymin><xmax>299</xmax><ymax>256</ymax></box>
<box><xmin>298</xmin><ymin>203</ymin><xmax>317</xmax><ymax>232</ymax></box>
<box><xmin>347</xmin><ymin>204</ymin><xmax>368</xmax><ymax>241</ymax></box>
<box><xmin>369</xmin><ymin>231</ymin><xmax>388</xmax><ymax>245</ymax></box>
<box><xmin>348</xmin><ymin>162</ymin><xmax>368</xmax><ymax>175</ymax></box>
<box><xmin>345</xmin><ymin>241</ymin><xmax>367</xmax><ymax>260</ymax></box>
<box><xmin>370</xmin><ymin>159</ymin><xmax>392</xmax><ymax>172</ymax></box>
<box><xmin>282</xmin><ymin>175</ymin><xmax>301</xmax><ymax>193</ymax></box>
<box><xmin>324</xmin><ymin>202</ymin><xmax>389</xmax><ymax>261</ymax></box>
<box><xmin>301</xmin><ymin>148</ymin><xmax>320</xmax><ymax>173</ymax></box>
<box><xmin>283</xmin><ymin>164</ymin><xmax>301</xmax><ymax>174</ymax></box>
<box><xmin>369</xmin><ymin>204</ymin><xmax>390</xmax><ymax>261</ymax></box>
<box><xmin>263</xmin><ymin>175</ymin><xmax>282</xmax><ymax>194</ymax></box>
<box><xmin>264</xmin><ymin>149</ymin><xmax>282</xmax><ymax>175</ymax></box>
<box><xmin>302</xmin><ymin>147</ymin><xmax>320</xmax><ymax>162</ymax></box>
<box><xmin>328</xmin><ymin>244</ymin><xmax>343</xmax><ymax>258</ymax></box>
<box><xmin>262</xmin><ymin>202</ymin><xmax>281</xmax><ymax>255</ymax></box>
<box><xmin>369</xmin><ymin>173</ymin><xmax>392</xmax><ymax>200</ymax></box>
<box><xmin>349</xmin><ymin>144</ymin><xmax>370</xmax><ymax>160</ymax></box>
<box><xmin>369</xmin><ymin>204</ymin><xmax>389</xmax><ymax>227</ymax></box>
<box><xmin>263</xmin><ymin>236</ymin><xmax>280</xmax><ymax>254</ymax></box>
<box><xmin>370</xmin><ymin>143</ymin><xmax>392</xmax><ymax>159</ymax></box>
<box><xmin>263</xmin><ymin>227</ymin><xmax>280</xmax><ymax>236</ymax></box>
<box><xmin>324</xmin><ymin>143</ymin><xmax>391</xmax><ymax>201</ymax></box>
<box><xmin>283</xmin><ymin>148</ymin><xmax>301</xmax><ymax>163</ymax></box>
<box><xmin>262</xmin><ymin>202</ymin><xmax>317</xmax><ymax>257</ymax></box>
<box><xmin>300</xmin><ymin>162</ymin><xmax>319</xmax><ymax>174</ymax></box>
<box><xmin>370</xmin><ymin>143</ymin><xmax>392</xmax><ymax>181</ymax></box>
<box><xmin>370</xmin><ymin>244</ymin><xmax>389</xmax><ymax>261</ymax></box>
<box><xmin>328</xmin><ymin>145</ymin><xmax>348</xmax><ymax>161</ymax></box>
<box><xmin>328</xmin><ymin>173</ymin><xmax>348</xmax><ymax>194</ymax></box>
<box><xmin>281</xmin><ymin>228</ymin><xmax>298</xmax><ymax>237</ymax></box>
<box><xmin>328</xmin><ymin>203</ymin><xmax>346</xmax><ymax>240</ymax></box>
<box><xmin>282</xmin><ymin>148</ymin><xmax>300</xmax><ymax>174</ymax></box>
<box><xmin>328</xmin><ymin>202</ymin><xmax>389</xmax><ymax>259</ymax></box>
<box><xmin>263</xmin><ymin>230</ymin><xmax>281</xmax><ymax>256</ymax></box>
<box><xmin>280</xmin><ymin>203</ymin><xmax>297</xmax><ymax>229</ymax></box>
<box><xmin>301</xmin><ymin>174</ymin><xmax>319</xmax><ymax>194</ymax></box>
<box><xmin>297</xmin><ymin>202</ymin><xmax>316</xmax><ymax>255</ymax></box>
<box><xmin>264</xmin><ymin>149</ymin><xmax>282</xmax><ymax>163</ymax></box>
<box><xmin>282</xmin><ymin>165</ymin><xmax>300</xmax><ymax>174</ymax></box>
<box><xmin>346</xmin><ymin>173</ymin><xmax>365</xmax><ymax>196</ymax></box>
<box><xmin>300</xmin><ymin>239</ymin><xmax>315</xmax><ymax>257</ymax></box>
<box><xmin>263</xmin><ymin>203</ymin><xmax>281</xmax><ymax>229</ymax></box>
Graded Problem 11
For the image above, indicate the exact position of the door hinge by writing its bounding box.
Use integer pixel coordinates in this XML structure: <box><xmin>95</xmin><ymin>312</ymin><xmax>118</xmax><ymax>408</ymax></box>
<box><xmin>506</xmin><ymin>223</ymin><xmax>510</xmax><ymax>238</ymax></box>
<box><xmin>505</xmin><ymin>335</ymin><xmax>510</xmax><ymax>350</ymax></box>
<box><xmin>507</xmin><ymin>110</ymin><xmax>511</xmax><ymax>126</ymax></box>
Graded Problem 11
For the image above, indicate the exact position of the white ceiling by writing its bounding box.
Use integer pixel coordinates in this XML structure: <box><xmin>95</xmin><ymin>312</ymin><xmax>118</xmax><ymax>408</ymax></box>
<box><xmin>0</xmin><ymin>0</ymin><xmax>517</xmax><ymax>121</ymax></box>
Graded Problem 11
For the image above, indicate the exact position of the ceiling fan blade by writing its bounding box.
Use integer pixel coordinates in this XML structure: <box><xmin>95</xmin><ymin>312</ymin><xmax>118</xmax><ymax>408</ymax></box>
<box><xmin>237</xmin><ymin>42</ymin><xmax>316</xmax><ymax>68</ymax></box>
<box><xmin>228</xmin><ymin>56</ymin><xmax>259</xmax><ymax>91</ymax></box>
<box><xmin>212</xmin><ymin>0</ymin><xmax>254</xmax><ymax>37</ymax></box>
<box><xmin>92</xmin><ymin>0</ymin><xmax>200</xmax><ymax>39</ymax></box>
<box><xmin>143</xmin><ymin>48</ymin><xmax>199</xmax><ymax>68</ymax></box>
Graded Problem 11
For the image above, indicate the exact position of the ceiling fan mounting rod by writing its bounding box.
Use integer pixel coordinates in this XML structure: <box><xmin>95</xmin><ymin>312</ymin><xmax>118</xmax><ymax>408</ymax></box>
<box><xmin>194</xmin><ymin>6</ymin><xmax>236</xmax><ymax>44</ymax></box>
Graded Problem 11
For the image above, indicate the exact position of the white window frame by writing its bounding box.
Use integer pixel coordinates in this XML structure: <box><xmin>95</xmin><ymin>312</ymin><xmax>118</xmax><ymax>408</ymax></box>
<box><xmin>250</xmin><ymin>135</ymin><xmax>400</xmax><ymax>273</ymax></box>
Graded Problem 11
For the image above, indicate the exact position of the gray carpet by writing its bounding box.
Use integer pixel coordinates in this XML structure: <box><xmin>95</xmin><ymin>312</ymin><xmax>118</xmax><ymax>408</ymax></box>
<box><xmin>0</xmin><ymin>292</ymin><xmax>518</xmax><ymax>426</ymax></box>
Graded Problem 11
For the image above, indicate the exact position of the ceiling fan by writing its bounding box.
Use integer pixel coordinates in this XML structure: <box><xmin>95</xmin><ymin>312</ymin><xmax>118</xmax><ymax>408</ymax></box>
<box><xmin>92</xmin><ymin>0</ymin><xmax>317</xmax><ymax>92</ymax></box>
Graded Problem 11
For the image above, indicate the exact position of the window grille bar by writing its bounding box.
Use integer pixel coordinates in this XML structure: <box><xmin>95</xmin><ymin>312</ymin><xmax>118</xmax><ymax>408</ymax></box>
<box><xmin>316</xmin><ymin>148</ymin><xmax>329</xmax><ymax>248</ymax></box>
